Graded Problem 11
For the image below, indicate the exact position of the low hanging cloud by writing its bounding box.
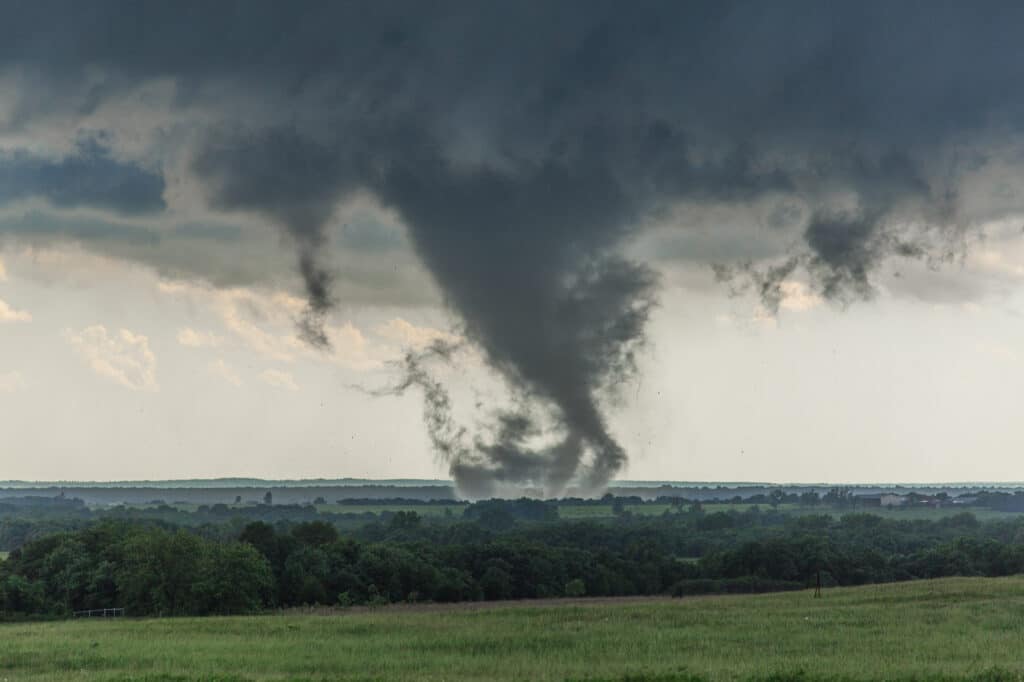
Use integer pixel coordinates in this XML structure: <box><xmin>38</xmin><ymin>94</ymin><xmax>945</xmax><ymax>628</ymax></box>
<box><xmin>160</xmin><ymin>280</ymin><xmax>307</xmax><ymax>363</ymax></box>
<box><xmin>776</xmin><ymin>281</ymin><xmax>823</xmax><ymax>313</ymax></box>
<box><xmin>0</xmin><ymin>139</ymin><xmax>166</xmax><ymax>216</ymax></box>
<box><xmin>192</xmin><ymin>127</ymin><xmax>352</xmax><ymax>349</ymax></box>
<box><xmin>0</xmin><ymin>370</ymin><xmax>26</xmax><ymax>393</ymax></box>
<box><xmin>64</xmin><ymin>325</ymin><xmax>158</xmax><ymax>392</ymax></box>
<box><xmin>208</xmin><ymin>358</ymin><xmax>242</xmax><ymax>387</ymax></box>
<box><xmin>176</xmin><ymin>327</ymin><xmax>224</xmax><ymax>348</ymax></box>
<box><xmin>0</xmin><ymin>297</ymin><xmax>31</xmax><ymax>322</ymax></box>
<box><xmin>260</xmin><ymin>368</ymin><xmax>299</xmax><ymax>392</ymax></box>
<box><xmin>159</xmin><ymin>279</ymin><xmax>386</xmax><ymax>370</ymax></box>
<box><xmin>374</xmin><ymin>317</ymin><xmax>458</xmax><ymax>349</ymax></box>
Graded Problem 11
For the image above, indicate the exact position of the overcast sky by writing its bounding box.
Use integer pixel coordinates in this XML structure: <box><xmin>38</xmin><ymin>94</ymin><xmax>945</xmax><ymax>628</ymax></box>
<box><xmin>4</xmin><ymin>2</ymin><xmax>1024</xmax><ymax>491</ymax></box>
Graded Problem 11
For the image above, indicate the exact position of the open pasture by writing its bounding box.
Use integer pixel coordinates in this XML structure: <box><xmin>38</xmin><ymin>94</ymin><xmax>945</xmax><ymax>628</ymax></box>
<box><xmin>2</xmin><ymin>577</ymin><xmax>1023</xmax><ymax>680</ymax></box>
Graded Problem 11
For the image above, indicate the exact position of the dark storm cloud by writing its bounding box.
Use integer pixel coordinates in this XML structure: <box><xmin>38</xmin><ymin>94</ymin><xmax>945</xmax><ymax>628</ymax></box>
<box><xmin>374</xmin><ymin>157</ymin><xmax>659</xmax><ymax>495</ymax></box>
<box><xmin>713</xmin><ymin>258</ymin><xmax>800</xmax><ymax>316</ymax></box>
<box><xmin>716</xmin><ymin>150</ymin><xmax>948</xmax><ymax>308</ymax></box>
<box><xmin>0</xmin><ymin>207</ymin><xmax>244</xmax><ymax>251</ymax></box>
<box><xmin>361</xmin><ymin>339</ymin><xmax>469</xmax><ymax>469</ymax></box>
<box><xmin>7</xmin><ymin>0</ymin><xmax>1024</xmax><ymax>492</ymax></box>
<box><xmin>805</xmin><ymin>213</ymin><xmax>905</xmax><ymax>303</ymax></box>
<box><xmin>7</xmin><ymin>1</ymin><xmax>1024</xmax><ymax>295</ymax></box>
<box><xmin>0</xmin><ymin>139</ymin><xmax>165</xmax><ymax>215</ymax></box>
<box><xmin>192</xmin><ymin>127</ymin><xmax>361</xmax><ymax>348</ymax></box>
<box><xmin>0</xmin><ymin>210</ymin><xmax>158</xmax><ymax>246</ymax></box>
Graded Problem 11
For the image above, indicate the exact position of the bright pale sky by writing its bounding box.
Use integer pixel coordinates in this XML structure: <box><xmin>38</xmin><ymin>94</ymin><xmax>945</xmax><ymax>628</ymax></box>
<box><xmin>5</xmin><ymin>231</ymin><xmax>1024</xmax><ymax>484</ymax></box>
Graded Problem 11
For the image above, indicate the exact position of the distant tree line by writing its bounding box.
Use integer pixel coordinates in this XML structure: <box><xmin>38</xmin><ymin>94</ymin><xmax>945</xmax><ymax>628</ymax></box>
<box><xmin>4</xmin><ymin>502</ymin><xmax>1024</xmax><ymax>617</ymax></box>
<box><xmin>0</xmin><ymin>486</ymin><xmax>1011</xmax><ymax>554</ymax></box>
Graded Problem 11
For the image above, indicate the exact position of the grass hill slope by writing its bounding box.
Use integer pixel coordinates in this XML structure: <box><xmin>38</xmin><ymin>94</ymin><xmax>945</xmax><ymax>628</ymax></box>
<box><xmin>1</xmin><ymin>577</ymin><xmax>1022</xmax><ymax>681</ymax></box>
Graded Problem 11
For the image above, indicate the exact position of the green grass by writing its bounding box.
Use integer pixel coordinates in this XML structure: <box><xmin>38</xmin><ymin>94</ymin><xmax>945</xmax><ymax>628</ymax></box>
<box><xmin>3</xmin><ymin>577</ymin><xmax>1024</xmax><ymax>680</ymax></box>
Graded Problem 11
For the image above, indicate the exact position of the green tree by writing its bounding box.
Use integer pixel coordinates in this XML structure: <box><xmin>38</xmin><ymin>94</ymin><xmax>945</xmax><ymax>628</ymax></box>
<box><xmin>564</xmin><ymin>578</ymin><xmax>586</xmax><ymax>597</ymax></box>
<box><xmin>239</xmin><ymin>522</ymin><xmax>277</xmax><ymax>557</ymax></box>
<box><xmin>193</xmin><ymin>542</ymin><xmax>273</xmax><ymax>614</ymax></box>
<box><xmin>800</xmin><ymin>491</ymin><xmax>821</xmax><ymax>507</ymax></box>
<box><xmin>479</xmin><ymin>559</ymin><xmax>514</xmax><ymax>600</ymax></box>
<box><xmin>282</xmin><ymin>546</ymin><xmax>330</xmax><ymax>605</ymax></box>
<box><xmin>292</xmin><ymin>521</ymin><xmax>338</xmax><ymax>547</ymax></box>
<box><xmin>0</xmin><ymin>574</ymin><xmax>46</xmax><ymax>614</ymax></box>
<box><xmin>116</xmin><ymin>529</ymin><xmax>204</xmax><ymax>616</ymax></box>
<box><xmin>389</xmin><ymin>511</ymin><xmax>422</xmax><ymax>531</ymax></box>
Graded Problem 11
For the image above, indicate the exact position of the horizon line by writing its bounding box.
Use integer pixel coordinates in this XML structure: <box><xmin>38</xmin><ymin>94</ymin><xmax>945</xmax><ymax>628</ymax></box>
<box><xmin>2</xmin><ymin>477</ymin><xmax>1024</xmax><ymax>489</ymax></box>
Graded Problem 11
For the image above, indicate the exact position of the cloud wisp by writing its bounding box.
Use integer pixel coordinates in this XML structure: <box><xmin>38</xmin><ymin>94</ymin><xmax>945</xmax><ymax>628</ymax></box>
<box><xmin>64</xmin><ymin>325</ymin><xmax>158</xmax><ymax>392</ymax></box>
<box><xmin>0</xmin><ymin>370</ymin><xmax>26</xmax><ymax>393</ymax></box>
<box><xmin>208</xmin><ymin>359</ymin><xmax>242</xmax><ymax>387</ymax></box>
<box><xmin>176</xmin><ymin>327</ymin><xmax>224</xmax><ymax>348</ymax></box>
<box><xmin>0</xmin><ymin>297</ymin><xmax>31</xmax><ymax>322</ymax></box>
<box><xmin>260</xmin><ymin>368</ymin><xmax>299</xmax><ymax>392</ymax></box>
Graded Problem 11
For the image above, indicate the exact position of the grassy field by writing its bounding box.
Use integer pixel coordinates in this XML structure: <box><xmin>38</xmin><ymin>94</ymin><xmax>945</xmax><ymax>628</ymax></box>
<box><xmin>3</xmin><ymin>577</ymin><xmax>1024</xmax><ymax>681</ymax></box>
